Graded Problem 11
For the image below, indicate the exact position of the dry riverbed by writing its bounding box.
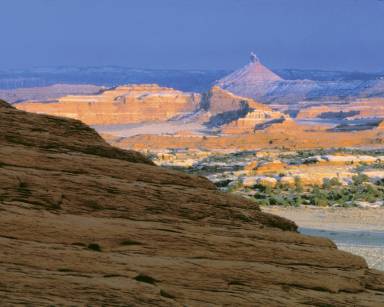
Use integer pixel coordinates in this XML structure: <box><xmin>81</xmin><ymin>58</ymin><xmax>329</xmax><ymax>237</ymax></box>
<box><xmin>263</xmin><ymin>206</ymin><xmax>384</xmax><ymax>270</ymax></box>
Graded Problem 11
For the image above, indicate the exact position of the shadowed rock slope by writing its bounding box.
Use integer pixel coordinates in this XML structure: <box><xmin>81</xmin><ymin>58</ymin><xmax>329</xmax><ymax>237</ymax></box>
<box><xmin>0</xmin><ymin>100</ymin><xmax>383</xmax><ymax>306</ymax></box>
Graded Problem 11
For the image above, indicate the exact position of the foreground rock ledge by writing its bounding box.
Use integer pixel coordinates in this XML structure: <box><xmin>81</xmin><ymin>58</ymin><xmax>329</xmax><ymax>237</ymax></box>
<box><xmin>0</xmin><ymin>100</ymin><xmax>383</xmax><ymax>306</ymax></box>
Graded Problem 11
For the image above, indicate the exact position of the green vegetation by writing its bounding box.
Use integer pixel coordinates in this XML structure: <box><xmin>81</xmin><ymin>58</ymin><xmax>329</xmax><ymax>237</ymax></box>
<box><xmin>252</xmin><ymin>173</ymin><xmax>384</xmax><ymax>207</ymax></box>
<box><xmin>355</xmin><ymin>161</ymin><xmax>384</xmax><ymax>172</ymax></box>
<box><xmin>160</xmin><ymin>147</ymin><xmax>384</xmax><ymax>207</ymax></box>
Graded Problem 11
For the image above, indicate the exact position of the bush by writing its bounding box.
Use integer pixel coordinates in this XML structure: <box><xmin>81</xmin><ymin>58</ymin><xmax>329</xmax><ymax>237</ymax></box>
<box><xmin>313</xmin><ymin>197</ymin><xmax>328</xmax><ymax>207</ymax></box>
<box><xmin>323</xmin><ymin>177</ymin><xmax>341</xmax><ymax>189</ymax></box>
<box><xmin>269</xmin><ymin>195</ymin><xmax>289</xmax><ymax>206</ymax></box>
<box><xmin>257</xmin><ymin>199</ymin><xmax>270</xmax><ymax>206</ymax></box>
<box><xmin>352</xmin><ymin>173</ymin><xmax>369</xmax><ymax>185</ymax></box>
<box><xmin>294</xmin><ymin>176</ymin><xmax>304</xmax><ymax>193</ymax></box>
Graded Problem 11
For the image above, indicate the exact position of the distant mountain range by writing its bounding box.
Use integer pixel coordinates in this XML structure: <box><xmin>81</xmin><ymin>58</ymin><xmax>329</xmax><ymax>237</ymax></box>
<box><xmin>277</xmin><ymin>69</ymin><xmax>384</xmax><ymax>82</ymax></box>
<box><xmin>0</xmin><ymin>64</ymin><xmax>383</xmax><ymax>93</ymax></box>
<box><xmin>0</xmin><ymin>67</ymin><xmax>226</xmax><ymax>92</ymax></box>
<box><xmin>217</xmin><ymin>54</ymin><xmax>384</xmax><ymax>103</ymax></box>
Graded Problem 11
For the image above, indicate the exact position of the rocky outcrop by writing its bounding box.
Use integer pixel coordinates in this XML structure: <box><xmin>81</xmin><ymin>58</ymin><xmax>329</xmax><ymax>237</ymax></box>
<box><xmin>377</xmin><ymin>120</ymin><xmax>384</xmax><ymax>130</ymax></box>
<box><xmin>16</xmin><ymin>84</ymin><xmax>201</xmax><ymax>125</ymax></box>
<box><xmin>297</xmin><ymin>98</ymin><xmax>384</xmax><ymax>120</ymax></box>
<box><xmin>0</xmin><ymin>100</ymin><xmax>383</xmax><ymax>305</ymax></box>
<box><xmin>117</xmin><ymin>114</ymin><xmax>384</xmax><ymax>151</ymax></box>
<box><xmin>217</xmin><ymin>53</ymin><xmax>283</xmax><ymax>88</ymax></box>
<box><xmin>221</xmin><ymin>110</ymin><xmax>286</xmax><ymax>134</ymax></box>
<box><xmin>201</xmin><ymin>85</ymin><xmax>271</xmax><ymax>116</ymax></box>
<box><xmin>245</xmin><ymin>160</ymin><xmax>288</xmax><ymax>174</ymax></box>
<box><xmin>201</xmin><ymin>86</ymin><xmax>285</xmax><ymax>133</ymax></box>
<box><xmin>10</xmin><ymin>82</ymin><xmax>289</xmax><ymax>137</ymax></box>
<box><xmin>260</xmin><ymin>116</ymin><xmax>302</xmax><ymax>133</ymax></box>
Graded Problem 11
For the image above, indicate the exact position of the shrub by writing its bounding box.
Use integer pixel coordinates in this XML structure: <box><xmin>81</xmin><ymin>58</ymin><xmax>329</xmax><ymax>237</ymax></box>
<box><xmin>294</xmin><ymin>176</ymin><xmax>304</xmax><ymax>193</ymax></box>
<box><xmin>293</xmin><ymin>195</ymin><xmax>303</xmax><ymax>207</ymax></box>
<box><xmin>323</xmin><ymin>177</ymin><xmax>342</xmax><ymax>189</ymax></box>
<box><xmin>227</xmin><ymin>181</ymin><xmax>243</xmax><ymax>192</ymax></box>
<box><xmin>313</xmin><ymin>197</ymin><xmax>328</xmax><ymax>207</ymax></box>
<box><xmin>257</xmin><ymin>199</ymin><xmax>270</xmax><ymax>206</ymax></box>
<box><xmin>352</xmin><ymin>173</ymin><xmax>369</xmax><ymax>185</ymax></box>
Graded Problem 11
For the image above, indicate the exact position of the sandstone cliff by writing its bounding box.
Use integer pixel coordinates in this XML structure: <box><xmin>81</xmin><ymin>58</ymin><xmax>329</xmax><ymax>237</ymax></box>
<box><xmin>16</xmin><ymin>84</ymin><xmax>200</xmax><ymax>125</ymax></box>
<box><xmin>221</xmin><ymin>110</ymin><xmax>286</xmax><ymax>134</ymax></box>
<box><xmin>296</xmin><ymin>98</ymin><xmax>384</xmax><ymax>120</ymax></box>
<box><xmin>201</xmin><ymin>85</ymin><xmax>270</xmax><ymax>116</ymax></box>
<box><xmin>0</xmin><ymin>99</ymin><xmax>383</xmax><ymax>305</ymax></box>
<box><xmin>14</xmin><ymin>83</ymin><xmax>290</xmax><ymax>136</ymax></box>
<box><xmin>202</xmin><ymin>86</ymin><xmax>285</xmax><ymax>133</ymax></box>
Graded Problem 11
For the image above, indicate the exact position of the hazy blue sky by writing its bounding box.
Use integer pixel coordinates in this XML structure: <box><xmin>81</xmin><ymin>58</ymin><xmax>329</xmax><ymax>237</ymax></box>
<box><xmin>1</xmin><ymin>0</ymin><xmax>383</xmax><ymax>71</ymax></box>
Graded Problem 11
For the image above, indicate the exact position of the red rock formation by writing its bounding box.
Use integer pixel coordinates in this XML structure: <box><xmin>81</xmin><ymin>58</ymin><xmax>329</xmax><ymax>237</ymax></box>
<box><xmin>296</xmin><ymin>98</ymin><xmax>384</xmax><ymax>120</ymax></box>
<box><xmin>245</xmin><ymin>160</ymin><xmax>288</xmax><ymax>174</ymax></box>
<box><xmin>16</xmin><ymin>84</ymin><xmax>201</xmax><ymax>125</ymax></box>
<box><xmin>201</xmin><ymin>86</ymin><xmax>286</xmax><ymax>133</ymax></box>
<box><xmin>221</xmin><ymin>110</ymin><xmax>286</xmax><ymax>134</ymax></box>
<box><xmin>202</xmin><ymin>85</ymin><xmax>270</xmax><ymax>116</ymax></box>
<box><xmin>263</xmin><ymin>117</ymin><xmax>302</xmax><ymax>132</ymax></box>
<box><xmin>377</xmin><ymin>120</ymin><xmax>384</xmax><ymax>130</ymax></box>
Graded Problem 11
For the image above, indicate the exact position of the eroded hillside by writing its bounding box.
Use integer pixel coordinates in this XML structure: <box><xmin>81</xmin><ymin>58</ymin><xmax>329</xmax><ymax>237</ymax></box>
<box><xmin>16</xmin><ymin>84</ymin><xmax>201</xmax><ymax>125</ymax></box>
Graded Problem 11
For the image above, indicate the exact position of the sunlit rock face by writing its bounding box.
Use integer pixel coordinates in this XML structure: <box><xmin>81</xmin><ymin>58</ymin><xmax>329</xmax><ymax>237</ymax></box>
<box><xmin>296</xmin><ymin>98</ymin><xmax>384</xmax><ymax>120</ymax></box>
<box><xmin>16</xmin><ymin>84</ymin><xmax>201</xmax><ymax>125</ymax></box>
<box><xmin>14</xmin><ymin>81</ymin><xmax>288</xmax><ymax>137</ymax></box>
<box><xmin>201</xmin><ymin>86</ymin><xmax>285</xmax><ymax>133</ymax></box>
<box><xmin>201</xmin><ymin>85</ymin><xmax>270</xmax><ymax>115</ymax></box>
<box><xmin>221</xmin><ymin>110</ymin><xmax>286</xmax><ymax>134</ymax></box>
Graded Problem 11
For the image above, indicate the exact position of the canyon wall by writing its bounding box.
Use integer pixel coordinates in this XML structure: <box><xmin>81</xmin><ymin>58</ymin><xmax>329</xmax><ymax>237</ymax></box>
<box><xmin>16</xmin><ymin>84</ymin><xmax>201</xmax><ymax>125</ymax></box>
<box><xmin>297</xmin><ymin>98</ymin><xmax>384</xmax><ymax>120</ymax></box>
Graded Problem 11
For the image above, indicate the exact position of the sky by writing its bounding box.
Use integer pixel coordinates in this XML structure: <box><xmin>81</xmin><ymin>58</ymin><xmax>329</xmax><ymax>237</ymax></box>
<box><xmin>1</xmin><ymin>0</ymin><xmax>384</xmax><ymax>72</ymax></box>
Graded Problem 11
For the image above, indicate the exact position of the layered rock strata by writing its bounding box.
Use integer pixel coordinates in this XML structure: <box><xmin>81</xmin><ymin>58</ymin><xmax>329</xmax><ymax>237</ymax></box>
<box><xmin>16</xmin><ymin>84</ymin><xmax>201</xmax><ymax>125</ymax></box>
<box><xmin>297</xmin><ymin>98</ymin><xmax>384</xmax><ymax>120</ymax></box>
